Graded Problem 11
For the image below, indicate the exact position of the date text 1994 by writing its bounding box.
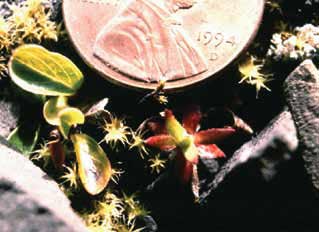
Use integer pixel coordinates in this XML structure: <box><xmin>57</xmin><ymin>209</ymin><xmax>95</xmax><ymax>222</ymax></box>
<box><xmin>197</xmin><ymin>31</ymin><xmax>237</xmax><ymax>61</ymax></box>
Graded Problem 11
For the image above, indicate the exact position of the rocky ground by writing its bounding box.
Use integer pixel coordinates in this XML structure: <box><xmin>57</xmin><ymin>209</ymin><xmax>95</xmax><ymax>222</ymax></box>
<box><xmin>1</xmin><ymin>0</ymin><xmax>319</xmax><ymax>232</ymax></box>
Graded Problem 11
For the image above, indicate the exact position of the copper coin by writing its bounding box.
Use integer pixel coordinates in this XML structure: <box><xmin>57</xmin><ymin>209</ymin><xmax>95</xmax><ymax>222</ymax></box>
<box><xmin>63</xmin><ymin>0</ymin><xmax>265</xmax><ymax>91</ymax></box>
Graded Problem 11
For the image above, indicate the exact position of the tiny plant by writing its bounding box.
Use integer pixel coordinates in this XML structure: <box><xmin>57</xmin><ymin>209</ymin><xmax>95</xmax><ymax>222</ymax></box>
<box><xmin>9</xmin><ymin>44</ymin><xmax>112</xmax><ymax>196</ymax></box>
<box><xmin>129</xmin><ymin>128</ymin><xmax>149</xmax><ymax>159</ymax></box>
<box><xmin>149</xmin><ymin>154</ymin><xmax>167</xmax><ymax>174</ymax></box>
<box><xmin>101</xmin><ymin>114</ymin><xmax>130</xmax><ymax>149</ymax></box>
<box><xmin>60</xmin><ymin>163</ymin><xmax>78</xmax><ymax>189</ymax></box>
<box><xmin>145</xmin><ymin>105</ymin><xmax>236</xmax><ymax>198</ymax></box>
<box><xmin>7</xmin><ymin>43</ymin><xmax>148</xmax><ymax>231</ymax></box>
<box><xmin>238</xmin><ymin>55</ymin><xmax>272</xmax><ymax>97</ymax></box>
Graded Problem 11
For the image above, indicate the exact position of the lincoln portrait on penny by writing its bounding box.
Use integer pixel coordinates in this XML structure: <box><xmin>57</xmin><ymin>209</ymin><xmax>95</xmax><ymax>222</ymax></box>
<box><xmin>93</xmin><ymin>0</ymin><xmax>208</xmax><ymax>82</ymax></box>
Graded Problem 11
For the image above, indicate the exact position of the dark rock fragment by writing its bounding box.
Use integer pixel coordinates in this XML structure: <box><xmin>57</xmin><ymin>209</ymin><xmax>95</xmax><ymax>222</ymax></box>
<box><xmin>135</xmin><ymin>215</ymin><xmax>158</xmax><ymax>232</ymax></box>
<box><xmin>199</xmin><ymin>109</ymin><xmax>298</xmax><ymax>203</ymax></box>
<box><xmin>48</xmin><ymin>0</ymin><xmax>62</xmax><ymax>22</ymax></box>
<box><xmin>284</xmin><ymin>59</ymin><xmax>319</xmax><ymax>191</ymax></box>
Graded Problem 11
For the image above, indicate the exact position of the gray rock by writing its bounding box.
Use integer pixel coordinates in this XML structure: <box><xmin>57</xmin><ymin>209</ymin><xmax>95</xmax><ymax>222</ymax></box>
<box><xmin>0</xmin><ymin>100</ymin><xmax>20</xmax><ymax>138</ymax></box>
<box><xmin>48</xmin><ymin>0</ymin><xmax>62</xmax><ymax>22</ymax></box>
<box><xmin>0</xmin><ymin>137</ymin><xmax>87</xmax><ymax>232</ymax></box>
<box><xmin>136</xmin><ymin>215</ymin><xmax>158</xmax><ymax>232</ymax></box>
<box><xmin>284</xmin><ymin>59</ymin><xmax>319</xmax><ymax>191</ymax></box>
<box><xmin>199</xmin><ymin>109</ymin><xmax>298</xmax><ymax>203</ymax></box>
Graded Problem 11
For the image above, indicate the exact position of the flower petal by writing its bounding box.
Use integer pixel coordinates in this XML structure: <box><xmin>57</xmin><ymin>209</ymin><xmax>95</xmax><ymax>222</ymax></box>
<box><xmin>182</xmin><ymin>105</ymin><xmax>201</xmax><ymax>134</ymax></box>
<box><xmin>197</xmin><ymin>144</ymin><xmax>225</xmax><ymax>159</ymax></box>
<box><xmin>194</xmin><ymin>127</ymin><xmax>235</xmax><ymax>145</ymax></box>
<box><xmin>144</xmin><ymin>135</ymin><xmax>176</xmax><ymax>151</ymax></box>
<box><xmin>174</xmin><ymin>150</ymin><xmax>194</xmax><ymax>184</ymax></box>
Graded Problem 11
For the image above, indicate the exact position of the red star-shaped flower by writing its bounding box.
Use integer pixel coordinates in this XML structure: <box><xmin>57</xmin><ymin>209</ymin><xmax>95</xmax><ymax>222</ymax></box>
<box><xmin>145</xmin><ymin>105</ymin><xmax>236</xmax><ymax>198</ymax></box>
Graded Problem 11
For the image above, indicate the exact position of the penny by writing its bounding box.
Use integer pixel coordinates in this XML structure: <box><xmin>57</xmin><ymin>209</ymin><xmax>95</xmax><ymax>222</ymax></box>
<box><xmin>63</xmin><ymin>0</ymin><xmax>265</xmax><ymax>91</ymax></box>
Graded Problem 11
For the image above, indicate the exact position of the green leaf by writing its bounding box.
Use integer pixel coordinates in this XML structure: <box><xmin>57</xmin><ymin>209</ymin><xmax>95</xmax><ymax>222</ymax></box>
<box><xmin>58</xmin><ymin>107</ymin><xmax>85</xmax><ymax>138</ymax></box>
<box><xmin>43</xmin><ymin>96</ymin><xmax>68</xmax><ymax>125</ymax></box>
<box><xmin>181</xmin><ymin>137</ymin><xmax>198</xmax><ymax>163</ymax></box>
<box><xmin>164</xmin><ymin>110</ymin><xmax>198</xmax><ymax>163</ymax></box>
<box><xmin>8</xmin><ymin>123</ymin><xmax>40</xmax><ymax>156</ymax></box>
<box><xmin>71</xmin><ymin>133</ymin><xmax>112</xmax><ymax>195</ymax></box>
<box><xmin>11</xmin><ymin>81</ymin><xmax>46</xmax><ymax>105</ymax></box>
<box><xmin>43</xmin><ymin>97</ymin><xmax>85</xmax><ymax>138</ymax></box>
<box><xmin>165</xmin><ymin>109</ymin><xmax>188</xmax><ymax>144</ymax></box>
<box><xmin>9</xmin><ymin>44</ymin><xmax>84</xmax><ymax>96</ymax></box>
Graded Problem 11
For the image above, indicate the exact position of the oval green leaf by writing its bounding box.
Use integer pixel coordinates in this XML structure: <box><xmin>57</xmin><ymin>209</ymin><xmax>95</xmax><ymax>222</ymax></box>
<box><xmin>71</xmin><ymin>133</ymin><xmax>112</xmax><ymax>195</ymax></box>
<box><xmin>43</xmin><ymin>96</ymin><xmax>68</xmax><ymax>125</ymax></box>
<box><xmin>43</xmin><ymin>96</ymin><xmax>85</xmax><ymax>138</ymax></box>
<box><xmin>59</xmin><ymin>107</ymin><xmax>85</xmax><ymax>138</ymax></box>
<box><xmin>9</xmin><ymin>44</ymin><xmax>84</xmax><ymax>96</ymax></box>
